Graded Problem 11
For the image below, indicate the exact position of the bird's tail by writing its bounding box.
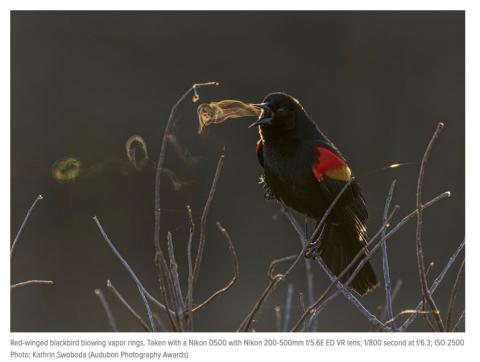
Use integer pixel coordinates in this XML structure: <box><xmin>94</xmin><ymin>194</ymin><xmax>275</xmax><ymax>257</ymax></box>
<box><xmin>310</xmin><ymin>219</ymin><xmax>379</xmax><ymax>296</ymax></box>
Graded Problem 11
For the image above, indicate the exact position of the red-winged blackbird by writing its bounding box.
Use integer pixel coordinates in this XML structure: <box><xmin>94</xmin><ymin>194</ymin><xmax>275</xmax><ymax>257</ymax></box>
<box><xmin>250</xmin><ymin>92</ymin><xmax>378</xmax><ymax>296</ymax></box>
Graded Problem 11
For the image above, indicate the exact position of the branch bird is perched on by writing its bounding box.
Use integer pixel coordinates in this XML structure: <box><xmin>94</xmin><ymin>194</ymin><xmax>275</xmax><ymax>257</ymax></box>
<box><xmin>250</xmin><ymin>92</ymin><xmax>378</xmax><ymax>296</ymax></box>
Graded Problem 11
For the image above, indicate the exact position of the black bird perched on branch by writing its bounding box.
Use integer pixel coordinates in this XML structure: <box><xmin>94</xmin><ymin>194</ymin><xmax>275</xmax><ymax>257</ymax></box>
<box><xmin>250</xmin><ymin>92</ymin><xmax>378</xmax><ymax>296</ymax></box>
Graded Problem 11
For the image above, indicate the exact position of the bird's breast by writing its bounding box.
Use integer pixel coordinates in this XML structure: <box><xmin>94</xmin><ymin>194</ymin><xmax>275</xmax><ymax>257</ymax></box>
<box><xmin>262</xmin><ymin>142</ymin><xmax>317</xmax><ymax>198</ymax></box>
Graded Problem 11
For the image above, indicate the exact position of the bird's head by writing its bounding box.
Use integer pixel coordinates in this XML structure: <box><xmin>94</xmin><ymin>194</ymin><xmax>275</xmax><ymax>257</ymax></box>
<box><xmin>249</xmin><ymin>92</ymin><xmax>302</xmax><ymax>132</ymax></box>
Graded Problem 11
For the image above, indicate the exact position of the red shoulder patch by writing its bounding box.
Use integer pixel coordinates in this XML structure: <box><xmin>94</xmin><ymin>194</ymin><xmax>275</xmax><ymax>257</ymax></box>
<box><xmin>256</xmin><ymin>139</ymin><xmax>264</xmax><ymax>168</ymax></box>
<box><xmin>312</xmin><ymin>146</ymin><xmax>346</xmax><ymax>181</ymax></box>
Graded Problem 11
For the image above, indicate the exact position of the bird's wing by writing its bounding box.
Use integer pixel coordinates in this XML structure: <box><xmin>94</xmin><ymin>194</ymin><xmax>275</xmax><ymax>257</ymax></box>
<box><xmin>256</xmin><ymin>139</ymin><xmax>264</xmax><ymax>168</ymax></box>
<box><xmin>311</xmin><ymin>143</ymin><xmax>368</xmax><ymax>221</ymax></box>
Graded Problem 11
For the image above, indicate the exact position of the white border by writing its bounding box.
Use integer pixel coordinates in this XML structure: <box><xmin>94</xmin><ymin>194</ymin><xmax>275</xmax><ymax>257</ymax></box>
<box><xmin>2</xmin><ymin>2</ymin><xmax>476</xmax><ymax>361</ymax></box>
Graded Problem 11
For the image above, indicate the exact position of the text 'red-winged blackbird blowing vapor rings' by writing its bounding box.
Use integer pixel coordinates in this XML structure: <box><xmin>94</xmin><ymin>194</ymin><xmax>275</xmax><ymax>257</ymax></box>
<box><xmin>250</xmin><ymin>93</ymin><xmax>378</xmax><ymax>296</ymax></box>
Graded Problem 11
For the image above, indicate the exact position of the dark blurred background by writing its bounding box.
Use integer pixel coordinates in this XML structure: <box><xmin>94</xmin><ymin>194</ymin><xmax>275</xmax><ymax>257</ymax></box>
<box><xmin>11</xmin><ymin>11</ymin><xmax>464</xmax><ymax>332</ymax></box>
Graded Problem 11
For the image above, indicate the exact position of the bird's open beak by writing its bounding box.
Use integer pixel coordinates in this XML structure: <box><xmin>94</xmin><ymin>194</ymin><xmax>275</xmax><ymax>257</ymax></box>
<box><xmin>248</xmin><ymin>103</ymin><xmax>273</xmax><ymax>128</ymax></box>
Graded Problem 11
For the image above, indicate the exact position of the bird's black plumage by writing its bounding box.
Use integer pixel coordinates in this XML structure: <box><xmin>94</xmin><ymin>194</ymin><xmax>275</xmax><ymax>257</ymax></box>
<box><xmin>252</xmin><ymin>92</ymin><xmax>378</xmax><ymax>296</ymax></box>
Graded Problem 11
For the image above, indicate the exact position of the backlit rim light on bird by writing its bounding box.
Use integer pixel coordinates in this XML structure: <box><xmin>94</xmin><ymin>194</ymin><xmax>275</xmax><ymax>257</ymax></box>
<box><xmin>197</xmin><ymin>100</ymin><xmax>261</xmax><ymax>134</ymax></box>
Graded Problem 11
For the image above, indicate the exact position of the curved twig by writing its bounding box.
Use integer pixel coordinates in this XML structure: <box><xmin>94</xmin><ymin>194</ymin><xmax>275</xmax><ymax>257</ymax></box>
<box><xmin>185</xmin><ymin>205</ymin><xmax>195</xmax><ymax>331</ymax></box>
<box><xmin>290</xmin><ymin>189</ymin><xmax>450</xmax><ymax>331</ymax></box>
<box><xmin>93</xmin><ymin>216</ymin><xmax>157</xmax><ymax>332</ymax></box>
<box><xmin>446</xmin><ymin>258</ymin><xmax>465</xmax><ymax>331</ymax></box>
<box><xmin>400</xmin><ymin>239</ymin><xmax>465</xmax><ymax>331</ymax></box>
<box><xmin>11</xmin><ymin>280</ymin><xmax>54</xmax><ymax>289</ymax></box>
<box><xmin>193</xmin><ymin>154</ymin><xmax>225</xmax><ymax>286</ymax></box>
<box><xmin>415</xmin><ymin>122</ymin><xmax>445</xmax><ymax>332</ymax></box>
<box><xmin>154</xmin><ymin>82</ymin><xmax>218</xmax><ymax>259</ymax></box>
<box><xmin>106</xmin><ymin>280</ymin><xmax>151</xmax><ymax>332</ymax></box>
<box><xmin>238</xmin><ymin>255</ymin><xmax>296</xmax><ymax>332</ymax></box>
<box><xmin>452</xmin><ymin>310</ymin><xmax>465</xmax><ymax>332</ymax></box>
<box><xmin>192</xmin><ymin>222</ymin><xmax>239</xmax><ymax>313</ymax></box>
<box><xmin>381</xmin><ymin>180</ymin><xmax>397</xmax><ymax>330</ymax></box>
<box><xmin>152</xmin><ymin>82</ymin><xmax>218</xmax><ymax>331</ymax></box>
<box><xmin>290</xmin><ymin>206</ymin><xmax>398</xmax><ymax>332</ymax></box>
<box><xmin>11</xmin><ymin>194</ymin><xmax>44</xmax><ymax>259</ymax></box>
<box><xmin>381</xmin><ymin>309</ymin><xmax>434</xmax><ymax>331</ymax></box>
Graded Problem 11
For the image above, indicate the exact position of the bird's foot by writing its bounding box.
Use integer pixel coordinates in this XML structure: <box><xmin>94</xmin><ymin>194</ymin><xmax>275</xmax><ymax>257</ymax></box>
<box><xmin>304</xmin><ymin>240</ymin><xmax>322</xmax><ymax>259</ymax></box>
<box><xmin>259</xmin><ymin>175</ymin><xmax>276</xmax><ymax>200</ymax></box>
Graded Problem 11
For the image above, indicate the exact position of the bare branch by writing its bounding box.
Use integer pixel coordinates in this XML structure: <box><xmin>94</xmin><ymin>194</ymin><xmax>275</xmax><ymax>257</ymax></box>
<box><xmin>239</xmin><ymin>279</ymin><xmax>279</xmax><ymax>332</ymax></box>
<box><xmin>237</xmin><ymin>179</ymin><xmax>355</xmax><ymax>331</ymax></box>
<box><xmin>415</xmin><ymin>122</ymin><xmax>446</xmax><ymax>331</ymax></box>
<box><xmin>400</xmin><ymin>239</ymin><xmax>465</xmax><ymax>331</ymax></box>
<box><xmin>154</xmin><ymin>82</ymin><xmax>219</xmax><ymax>268</ymax></box>
<box><xmin>94</xmin><ymin>288</ymin><xmax>118</xmax><ymax>332</ymax></box>
<box><xmin>185</xmin><ymin>205</ymin><xmax>195</xmax><ymax>331</ymax></box>
<box><xmin>452</xmin><ymin>310</ymin><xmax>465</xmax><ymax>332</ymax></box>
<box><xmin>425</xmin><ymin>261</ymin><xmax>435</xmax><ymax>278</ymax></box>
<box><xmin>238</xmin><ymin>255</ymin><xmax>296</xmax><ymax>332</ymax></box>
<box><xmin>446</xmin><ymin>258</ymin><xmax>465</xmax><ymax>331</ymax></box>
<box><xmin>11</xmin><ymin>280</ymin><xmax>54</xmax><ymax>290</ymax></box>
<box><xmin>193</xmin><ymin>154</ymin><xmax>225</xmax><ymax>287</ymax></box>
<box><xmin>106</xmin><ymin>280</ymin><xmax>151</xmax><ymax>332</ymax></box>
<box><xmin>381</xmin><ymin>309</ymin><xmax>435</xmax><ymax>331</ymax></box>
<box><xmin>93</xmin><ymin>216</ymin><xmax>157</xmax><ymax>331</ymax></box>
<box><xmin>379</xmin><ymin>280</ymin><xmax>403</xmax><ymax>326</ymax></box>
<box><xmin>11</xmin><ymin>194</ymin><xmax>44</xmax><ymax>260</ymax></box>
<box><xmin>192</xmin><ymin>222</ymin><xmax>239</xmax><ymax>313</ymax></box>
<box><xmin>166</xmin><ymin>232</ymin><xmax>186</xmax><ymax>330</ymax></box>
<box><xmin>299</xmin><ymin>292</ymin><xmax>308</xmax><ymax>332</ymax></box>
<box><xmin>289</xmin><ymin>206</ymin><xmax>399</xmax><ymax>331</ymax></box>
<box><xmin>381</xmin><ymin>180</ymin><xmax>397</xmax><ymax>330</ymax></box>
<box><xmin>152</xmin><ymin>82</ymin><xmax>218</xmax><ymax>331</ymax></box>
<box><xmin>290</xmin><ymin>189</ymin><xmax>450</xmax><ymax>331</ymax></box>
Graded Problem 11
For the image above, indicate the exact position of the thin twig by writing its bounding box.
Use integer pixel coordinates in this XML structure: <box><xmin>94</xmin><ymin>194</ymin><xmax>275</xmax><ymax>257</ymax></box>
<box><xmin>94</xmin><ymin>288</ymin><xmax>118</xmax><ymax>332</ymax></box>
<box><xmin>185</xmin><ymin>205</ymin><xmax>195</xmax><ymax>331</ymax></box>
<box><xmin>299</xmin><ymin>293</ymin><xmax>308</xmax><ymax>332</ymax></box>
<box><xmin>452</xmin><ymin>310</ymin><xmax>465</xmax><ymax>332</ymax></box>
<box><xmin>106</xmin><ymin>280</ymin><xmax>151</xmax><ymax>332</ymax></box>
<box><xmin>304</xmin><ymin>259</ymin><xmax>317</xmax><ymax>331</ymax></box>
<box><xmin>153</xmin><ymin>253</ymin><xmax>179</xmax><ymax>331</ymax></box>
<box><xmin>192</xmin><ymin>222</ymin><xmax>239</xmax><ymax>313</ymax></box>
<box><xmin>238</xmin><ymin>255</ymin><xmax>296</xmax><ymax>332</ymax></box>
<box><xmin>153</xmin><ymin>82</ymin><xmax>218</xmax><ymax>331</ymax></box>
<box><xmin>426</xmin><ymin>262</ymin><xmax>435</xmax><ymax>278</ymax></box>
<box><xmin>166</xmin><ymin>232</ymin><xmax>186</xmax><ymax>330</ymax></box>
<box><xmin>154</xmin><ymin>82</ymin><xmax>218</xmax><ymax>271</ymax></box>
<box><xmin>302</xmin><ymin>218</ymin><xmax>316</xmax><ymax>331</ymax></box>
<box><xmin>422</xmin><ymin>306</ymin><xmax>438</xmax><ymax>332</ymax></box>
<box><xmin>236</xmin><ymin>179</ymin><xmax>343</xmax><ymax>334</ymax></box>
<box><xmin>381</xmin><ymin>180</ymin><xmax>397</xmax><ymax>330</ymax></box>
<box><xmin>295</xmin><ymin>191</ymin><xmax>450</xmax><ymax>331</ymax></box>
<box><xmin>93</xmin><ymin>216</ymin><xmax>156</xmax><ymax>332</ymax></box>
<box><xmin>400</xmin><ymin>239</ymin><xmax>465</xmax><ymax>331</ymax></box>
<box><xmin>415</xmin><ymin>122</ymin><xmax>446</xmax><ymax>332</ymax></box>
<box><xmin>10</xmin><ymin>280</ymin><xmax>54</xmax><ymax>289</ymax></box>
<box><xmin>192</xmin><ymin>154</ymin><xmax>225</xmax><ymax>286</ymax></box>
<box><xmin>239</xmin><ymin>277</ymin><xmax>282</xmax><ymax>332</ymax></box>
<box><xmin>289</xmin><ymin>206</ymin><xmax>399</xmax><ymax>331</ymax></box>
<box><xmin>446</xmin><ymin>258</ymin><xmax>465</xmax><ymax>331</ymax></box>
<box><xmin>381</xmin><ymin>309</ymin><xmax>434</xmax><ymax>330</ymax></box>
<box><xmin>379</xmin><ymin>280</ymin><xmax>403</xmax><ymax>325</ymax></box>
<box><xmin>11</xmin><ymin>194</ymin><xmax>43</xmax><ymax>259</ymax></box>
<box><xmin>318</xmin><ymin>256</ymin><xmax>387</xmax><ymax>329</ymax></box>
